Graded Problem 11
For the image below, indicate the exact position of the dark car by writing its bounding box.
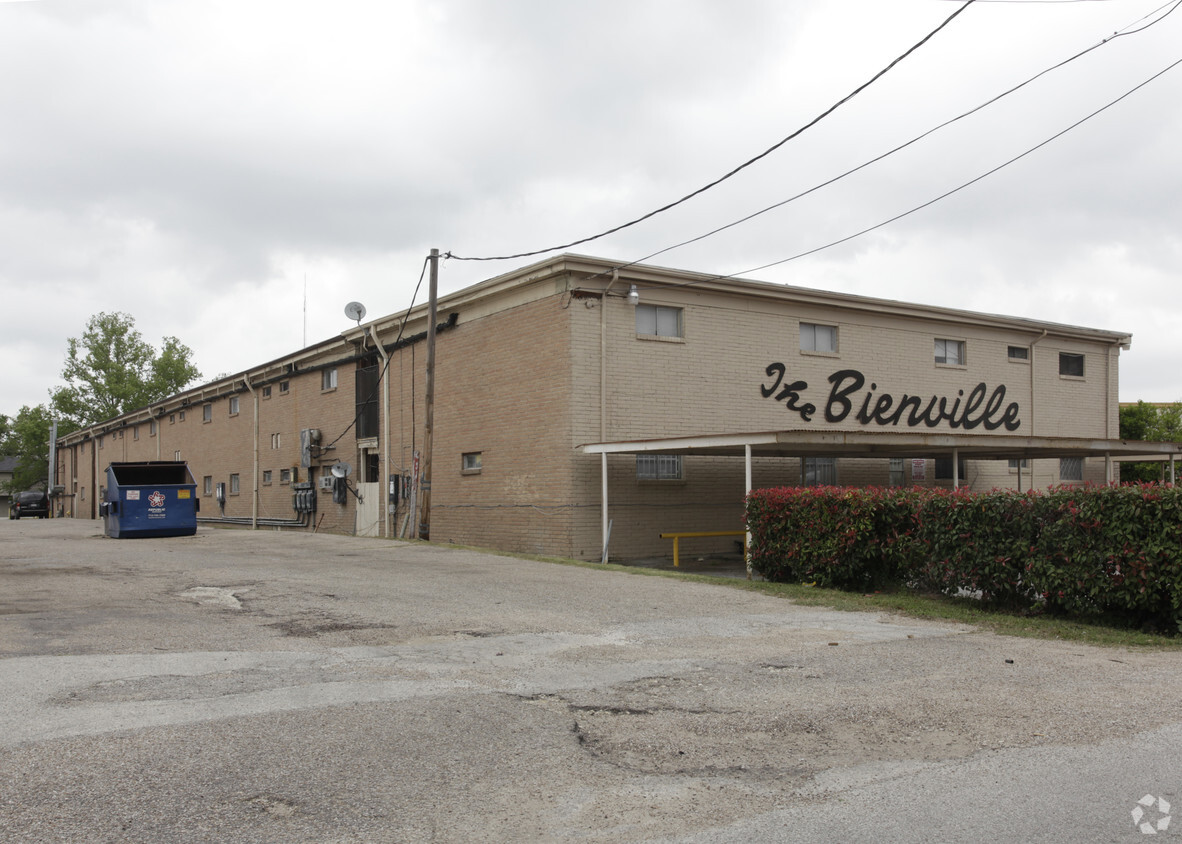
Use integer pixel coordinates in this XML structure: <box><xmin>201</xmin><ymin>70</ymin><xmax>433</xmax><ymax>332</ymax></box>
<box><xmin>10</xmin><ymin>490</ymin><xmax>50</xmax><ymax>519</ymax></box>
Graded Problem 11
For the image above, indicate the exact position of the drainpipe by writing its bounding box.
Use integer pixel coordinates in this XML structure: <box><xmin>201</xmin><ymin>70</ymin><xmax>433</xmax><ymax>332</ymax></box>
<box><xmin>244</xmin><ymin>379</ymin><xmax>258</xmax><ymax>530</ymax></box>
<box><xmin>369</xmin><ymin>324</ymin><xmax>391</xmax><ymax>538</ymax></box>
<box><xmin>1028</xmin><ymin>330</ymin><xmax>1048</xmax><ymax>488</ymax></box>
<box><xmin>600</xmin><ymin>269</ymin><xmax>621</xmax><ymax>560</ymax></box>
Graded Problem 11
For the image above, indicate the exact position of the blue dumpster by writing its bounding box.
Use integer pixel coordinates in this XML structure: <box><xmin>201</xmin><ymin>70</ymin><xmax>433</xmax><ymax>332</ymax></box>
<box><xmin>100</xmin><ymin>461</ymin><xmax>199</xmax><ymax>538</ymax></box>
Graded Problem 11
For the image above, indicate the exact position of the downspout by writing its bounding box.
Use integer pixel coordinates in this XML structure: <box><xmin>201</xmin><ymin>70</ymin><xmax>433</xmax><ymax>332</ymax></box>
<box><xmin>600</xmin><ymin>269</ymin><xmax>620</xmax><ymax>560</ymax></box>
<box><xmin>369</xmin><ymin>324</ymin><xmax>391</xmax><ymax>538</ymax></box>
<box><xmin>245</xmin><ymin>379</ymin><xmax>258</xmax><ymax>530</ymax></box>
<box><xmin>1028</xmin><ymin>330</ymin><xmax>1048</xmax><ymax>488</ymax></box>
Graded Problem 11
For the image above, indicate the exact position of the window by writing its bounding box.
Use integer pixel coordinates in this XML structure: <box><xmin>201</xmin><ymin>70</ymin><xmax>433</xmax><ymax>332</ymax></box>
<box><xmin>356</xmin><ymin>359</ymin><xmax>379</xmax><ymax>439</ymax></box>
<box><xmin>934</xmin><ymin>339</ymin><xmax>965</xmax><ymax>366</ymax></box>
<box><xmin>800</xmin><ymin>323</ymin><xmax>837</xmax><ymax>353</ymax></box>
<box><xmin>322</xmin><ymin>368</ymin><xmax>338</xmax><ymax>391</ymax></box>
<box><xmin>169</xmin><ymin>414</ymin><xmax>175</xmax><ymax>424</ymax></box>
<box><xmin>229</xmin><ymin>396</ymin><xmax>240</xmax><ymax>415</ymax></box>
<box><xmin>462</xmin><ymin>452</ymin><xmax>483</xmax><ymax>473</ymax></box>
<box><xmin>203</xmin><ymin>476</ymin><xmax>213</xmax><ymax>496</ymax></box>
<box><xmin>889</xmin><ymin>457</ymin><xmax>905</xmax><ymax>487</ymax></box>
<box><xmin>1060</xmin><ymin>457</ymin><xmax>1083</xmax><ymax>481</ymax></box>
<box><xmin>635</xmin><ymin>304</ymin><xmax>683</xmax><ymax>338</ymax></box>
<box><xmin>174</xmin><ymin>451</ymin><xmax>181</xmax><ymax>461</ymax></box>
<box><xmin>637</xmin><ymin>454</ymin><xmax>683</xmax><ymax>480</ymax></box>
<box><xmin>279</xmin><ymin>381</ymin><xmax>290</xmax><ymax>394</ymax></box>
<box><xmin>280</xmin><ymin>468</ymin><xmax>292</xmax><ymax>484</ymax></box>
<box><xmin>229</xmin><ymin>473</ymin><xmax>240</xmax><ymax>495</ymax></box>
<box><xmin>1007</xmin><ymin>346</ymin><xmax>1029</xmax><ymax>361</ymax></box>
<box><xmin>263</xmin><ymin>470</ymin><xmax>272</xmax><ymax>485</ymax></box>
<box><xmin>934</xmin><ymin>458</ymin><xmax>967</xmax><ymax>481</ymax></box>
<box><xmin>98</xmin><ymin>436</ymin><xmax>104</xmax><ymax>449</ymax></box>
<box><xmin>1008</xmin><ymin>458</ymin><xmax>1030</xmax><ymax>471</ymax></box>
<box><xmin>132</xmin><ymin>426</ymin><xmax>139</xmax><ymax>441</ymax></box>
<box><xmin>271</xmin><ymin>433</ymin><xmax>281</xmax><ymax>449</ymax></box>
<box><xmin>179</xmin><ymin>410</ymin><xmax>185</xmax><ymax>421</ymax></box>
<box><xmin>803</xmin><ymin>457</ymin><xmax>836</xmax><ymax>486</ymax></box>
<box><xmin>150</xmin><ymin>420</ymin><xmax>157</xmax><ymax>437</ymax></box>
<box><xmin>203</xmin><ymin>404</ymin><xmax>212</xmax><ymax>422</ymax></box>
<box><xmin>263</xmin><ymin>385</ymin><xmax>272</xmax><ymax>399</ymax></box>
<box><xmin>1059</xmin><ymin>353</ymin><xmax>1085</xmax><ymax>377</ymax></box>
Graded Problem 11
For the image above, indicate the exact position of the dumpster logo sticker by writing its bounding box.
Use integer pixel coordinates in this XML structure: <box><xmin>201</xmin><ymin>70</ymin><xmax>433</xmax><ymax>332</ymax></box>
<box><xmin>147</xmin><ymin>491</ymin><xmax>167</xmax><ymax>518</ymax></box>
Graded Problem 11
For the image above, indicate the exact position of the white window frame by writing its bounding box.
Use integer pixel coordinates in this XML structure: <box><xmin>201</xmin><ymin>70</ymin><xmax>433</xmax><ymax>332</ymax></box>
<box><xmin>229</xmin><ymin>473</ymin><xmax>240</xmax><ymax>495</ymax></box>
<box><xmin>203</xmin><ymin>404</ymin><xmax>212</xmax><ymax>423</ymax></box>
<box><xmin>635</xmin><ymin>304</ymin><xmax>683</xmax><ymax>339</ymax></box>
<box><xmin>800</xmin><ymin>322</ymin><xmax>838</xmax><ymax>354</ymax></box>
<box><xmin>935</xmin><ymin>338</ymin><xmax>966</xmax><ymax>366</ymax></box>
<box><xmin>637</xmin><ymin>454</ymin><xmax>683</xmax><ymax>481</ymax></box>
<box><xmin>203</xmin><ymin>476</ymin><xmax>213</xmax><ymax>496</ymax></box>
<box><xmin>229</xmin><ymin>396</ymin><xmax>240</xmax><ymax>415</ymax></box>
<box><xmin>322</xmin><ymin>368</ymin><xmax>338</xmax><ymax>391</ymax></box>
<box><xmin>262</xmin><ymin>470</ymin><xmax>273</xmax><ymax>485</ymax></box>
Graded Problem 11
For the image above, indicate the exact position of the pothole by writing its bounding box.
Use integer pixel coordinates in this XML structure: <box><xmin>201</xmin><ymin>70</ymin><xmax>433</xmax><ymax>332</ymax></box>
<box><xmin>177</xmin><ymin>586</ymin><xmax>244</xmax><ymax>610</ymax></box>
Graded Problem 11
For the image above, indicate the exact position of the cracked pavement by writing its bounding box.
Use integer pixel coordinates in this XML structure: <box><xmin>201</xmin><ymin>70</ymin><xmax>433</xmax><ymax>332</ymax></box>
<box><xmin>2</xmin><ymin>519</ymin><xmax>1179</xmax><ymax>842</ymax></box>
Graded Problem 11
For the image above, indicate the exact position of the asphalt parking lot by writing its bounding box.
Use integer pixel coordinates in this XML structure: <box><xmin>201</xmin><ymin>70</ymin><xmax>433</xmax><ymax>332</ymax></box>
<box><xmin>1</xmin><ymin>519</ymin><xmax>1179</xmax><ymax>842</ymax></box>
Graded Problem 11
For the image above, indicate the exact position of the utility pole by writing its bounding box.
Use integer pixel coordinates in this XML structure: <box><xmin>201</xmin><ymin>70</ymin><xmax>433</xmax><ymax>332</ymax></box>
<box><xmin>417</xmin><ymin>248</ymin><xmax>439</xmax><ymax>540</ymax></box>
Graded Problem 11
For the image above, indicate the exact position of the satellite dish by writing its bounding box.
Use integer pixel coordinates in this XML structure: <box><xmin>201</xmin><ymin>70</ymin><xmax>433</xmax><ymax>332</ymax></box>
<box><xmin>344</xmin><ymin>301</ymin><xmax>367</xmax><ymax>325</ymax></box>
<box><xmin>331</xmin><ymin>461</ymin><xmax>352</xmax><ymax>479</ymax></box>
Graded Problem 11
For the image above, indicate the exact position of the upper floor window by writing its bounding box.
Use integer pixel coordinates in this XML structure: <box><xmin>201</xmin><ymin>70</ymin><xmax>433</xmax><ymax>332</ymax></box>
<box><xmin>935</xmin><ymin>338</ymin><xmax>965</xmax><ymax>366</ymax></box>
<box><xmin>1007</xmin><ymin>346</ymin><xmax>1029</xmax><ymax>361</ymax></box>
<box><xmin>635</xmin><ymin>304</ymin><xmax>683</xmax><ymax>338</ymax></box>
<box><xmin>279</xmin><ymin>381</ymin><xmax>290</xmax><ymax>394</ymax></box>
<box><xmin>262</xmin><ymin>385</ymin><xmax>272</xmax><ymax>399</ymax></box>
<box><xmin>1059</xmin><ymin>352</ymin><xmax>1085</xmax><ymax>377</ymax></box>
<box><xmin>229</xmin><ymin>396</ymin><xmax>240</xmax><ymax>415</ymax></box>
<box><xmin>462</xmin><ymin>452</ymin><xmax>483</xmax><ymax>474</ymax></box>
<box><xmin>271</xmin><ymin>433</ymin><xmax>281</xmax><ymax>449</ymax></box>
<box><xmin>203</xmin><ymin>404</ymin><xmax>212</xmax><ymax>422</ymax></box>
<box><xmin>322</xmin><ymin>368</ymin><xmax>338</xmax><ymax>391</ymax></box>
<box><xmin>800</xmin><ymin>323</ymin><xmax>837</xmax><ymax>353</ymax></box>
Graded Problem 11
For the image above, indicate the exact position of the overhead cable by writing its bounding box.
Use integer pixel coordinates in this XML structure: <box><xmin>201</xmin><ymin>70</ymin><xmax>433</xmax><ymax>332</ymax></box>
<box><xmin>606</xmin><ymin>0</ymin><xmax>1182</xmax><ymax>278</ymax></box>
<box><xmin>443</xmin><ymin>0</ymin><xmax>978</xmax><ymax>263</ymax></box>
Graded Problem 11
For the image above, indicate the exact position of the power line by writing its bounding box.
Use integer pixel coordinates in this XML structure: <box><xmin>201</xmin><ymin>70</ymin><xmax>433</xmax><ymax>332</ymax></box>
<box><xmin>444</xmin><ymin>0</ymin><xmax>979</xmax><ymax>263</ymax></box>
<box><xmin>603</xmin><ymin>0</ymin><xmax>1182</xmax><ymax>279</ymax></box>
<box><xmin>658</xmin><ymin>54</ymin><xmax>1182</xmax><ymax>288</ymax></box>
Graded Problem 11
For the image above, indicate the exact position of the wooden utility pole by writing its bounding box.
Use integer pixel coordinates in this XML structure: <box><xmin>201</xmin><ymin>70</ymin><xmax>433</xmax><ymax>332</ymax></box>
<box><xmin>417</xmin><ymin>248</ymin><xmax>439</xmax><ymax>540</ymax></box>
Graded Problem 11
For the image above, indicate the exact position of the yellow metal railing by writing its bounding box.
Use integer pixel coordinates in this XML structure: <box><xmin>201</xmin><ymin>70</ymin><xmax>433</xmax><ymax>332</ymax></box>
<box><xmin>659</xmin><ymin>530</ymin><xmax>748</xmax><ymax>567</ymax></box>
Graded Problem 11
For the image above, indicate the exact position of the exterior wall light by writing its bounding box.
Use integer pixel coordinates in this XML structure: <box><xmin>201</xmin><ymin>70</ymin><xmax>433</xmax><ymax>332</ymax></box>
<box><xmin>627</xmin><ymin>284</ymin><xmax>639</xmax><ymax>306</ymax></box>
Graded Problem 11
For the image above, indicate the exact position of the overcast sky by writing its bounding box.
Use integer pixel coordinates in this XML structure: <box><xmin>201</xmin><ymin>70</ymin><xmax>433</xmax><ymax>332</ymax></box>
<box><xmin>2</xmin><ymin>0</ymin><xmax>1180</xmax><ymax>422</ymax></box>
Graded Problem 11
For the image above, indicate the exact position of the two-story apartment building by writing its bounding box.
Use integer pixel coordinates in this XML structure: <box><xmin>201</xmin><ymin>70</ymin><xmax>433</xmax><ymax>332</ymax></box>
<box><xmin>56</xmin><ymin>254</ymin><xmax>1174</xmax><ymax>559</ymax></box>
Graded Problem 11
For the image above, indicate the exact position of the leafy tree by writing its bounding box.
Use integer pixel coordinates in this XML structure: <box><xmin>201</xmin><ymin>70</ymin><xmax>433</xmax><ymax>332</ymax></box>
<box><xmin>1</xmin><ymin>404</ymin><xmax>69</xmax><ymax>494</ymax></box>
<box><xmin>1119</xmin><ymin>400</ymin><xmax>1182</xmax><ymax>483</ymax></box>
<box><xmin>50</xmin><ymin>312</ymin><xmax>201</xmax><ymax>427</ymax></box>
<box><xmin>0</xmin><ymin>414</ymin><xmax>14</xmax><ymax>457</ymax></box>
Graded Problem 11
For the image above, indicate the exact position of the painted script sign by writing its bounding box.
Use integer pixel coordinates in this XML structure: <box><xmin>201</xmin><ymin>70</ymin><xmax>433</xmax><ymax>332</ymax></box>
<box><xmin>760</xmin><ymin>365</ymin><xmax>1022</xmax><ymax>431</ymax></box>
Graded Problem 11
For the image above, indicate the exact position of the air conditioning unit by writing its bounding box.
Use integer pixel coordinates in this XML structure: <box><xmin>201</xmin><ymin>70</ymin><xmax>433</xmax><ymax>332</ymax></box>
<box><xmin>318</xmin><ymin>476</ymin><xmax>335</xmax><ymax>491</ymax></box>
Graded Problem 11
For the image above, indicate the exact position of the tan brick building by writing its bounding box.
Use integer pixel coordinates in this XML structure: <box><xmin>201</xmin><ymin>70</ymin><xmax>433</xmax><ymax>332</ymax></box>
<box><xmin>56</xmin><ymin>254</ymin><xmax>1171</xmax><ymax>559</ymax></box>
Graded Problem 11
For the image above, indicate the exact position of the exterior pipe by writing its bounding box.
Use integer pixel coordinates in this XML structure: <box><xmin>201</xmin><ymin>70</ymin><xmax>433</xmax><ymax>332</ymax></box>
<box><xmin>244</xmin><ymin>378</ymin><xmax>258</xmax><ymax>530</ymax></box>
<box><xmin>369</xmin><ymin>324</ymin><xmax>391</xmax><ymax>538</ymax></box>
<box><xmin>599</xmin><ymin>269</ymin><xmax>620</xmax><ymax>561</ymax></box>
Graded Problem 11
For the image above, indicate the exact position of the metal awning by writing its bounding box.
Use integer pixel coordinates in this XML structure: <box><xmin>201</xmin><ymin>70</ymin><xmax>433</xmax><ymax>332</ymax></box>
<box><xmin>579</xmin><ymin>430</ymin><xmax>1182</xmax><ymax>567</ymax></box>
<box><xmin>579</xmin><ymin>429</ymin><xmax>1182</xmax><ymax>462</ymax></box>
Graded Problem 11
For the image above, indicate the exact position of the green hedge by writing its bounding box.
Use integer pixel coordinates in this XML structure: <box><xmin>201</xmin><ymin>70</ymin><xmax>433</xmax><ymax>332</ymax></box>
<box><xmin>745</xmin><ymin>484</ymin><xmax>1182</xmax><ymax>633</ymax></box>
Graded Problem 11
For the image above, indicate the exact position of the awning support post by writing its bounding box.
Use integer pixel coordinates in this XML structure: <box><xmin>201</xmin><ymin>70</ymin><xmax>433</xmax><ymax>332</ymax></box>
<box><xmin>600</xmin><ymin>452</ymin><xmax>609</xmax><ymax>562</ymax></box>
<box><xmin>744</xmin><ymin>444</ymin><xmax>753</xmax><ymax>580</ymax></box>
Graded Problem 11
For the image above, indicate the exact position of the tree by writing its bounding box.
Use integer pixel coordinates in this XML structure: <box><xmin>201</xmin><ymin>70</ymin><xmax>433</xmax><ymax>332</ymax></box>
<box><xmin>1119</xmin><ymin>400</ymin><xmax>1182</xmax><ymax>483</ymax></box>
<box><xmin>0</xmin><ymin>414</ymin><xmax>15</xmax><ymax>457</ymax></box>
<box><xmin>1</xmin><ymin>404</ymin><xmax>63</xmax><ymax>494</ymax></box>
<box><xmin>50</xmin><ymin>312</ymin><xmax>202</xmax><ymax>428</ymax></box>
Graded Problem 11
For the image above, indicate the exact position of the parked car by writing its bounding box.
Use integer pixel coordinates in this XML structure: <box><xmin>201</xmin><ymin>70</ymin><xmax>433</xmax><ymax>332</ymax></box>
<box><xmin>10</xmin><ymin>490</ymin><xmax>50</xmax><ymax>519</ymax></box>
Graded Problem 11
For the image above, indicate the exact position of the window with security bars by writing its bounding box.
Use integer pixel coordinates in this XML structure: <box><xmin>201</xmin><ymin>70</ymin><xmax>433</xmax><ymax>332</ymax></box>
<box><xmin>1060</xmin><ymin>457</ymin><xmax>1083</xmax><ymax>481</ymax></box>
<box><xmin>637</xmin><ymin>454</ymin><xmax>683</xmax><ymax>480</ymax></box>
<box><xmin>803</xmin><ymin>457</ymin><xmax>836</xmax><ymax>486</ymax></box>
